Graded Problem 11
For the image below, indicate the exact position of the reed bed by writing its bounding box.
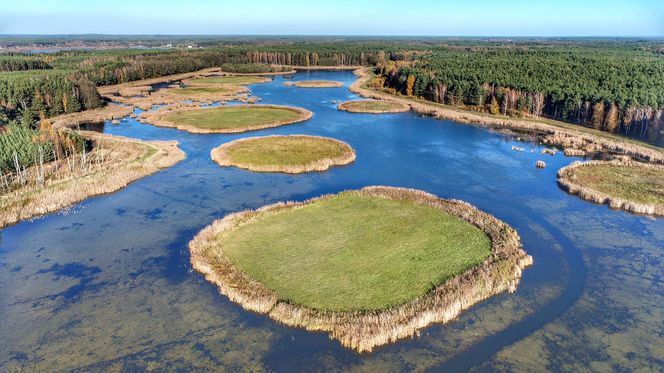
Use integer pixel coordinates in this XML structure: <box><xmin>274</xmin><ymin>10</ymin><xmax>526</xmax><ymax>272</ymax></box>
<box><xmin>105</xmin><ymin>84</ymin><xmax>247</xmax><ymax>110</ymax></box>
<box><xmin>0</xmin><ymin>131</ymin><xmax>184</xmax><ymax>228</ymax></box>
<box><xmin>97</xmin><ymin>67</ymin><xmax>222</xmax><ymax>96</ymax></box>
<box><xmin>181</xmin><ymin>75</ymin><xmax>271</xmax><ymax>86</ymax></box>
<box><xmin>284</xmin><ymin>80</ymin><xmax>344</xmax><ymax>88</ymax></box>
<box><xmin>350</xmin><ymin>68</ymin><xmax>664</xmax><ymax>165</ymax></box>
<box><xmin>189</xmin><ymin>186</ymin><xmax>532</xmax><ymax>352</ymax></box>
<box><xmin>337</xmin><ymin>99</ymin><xmax>410</xmax><ymax>114</ymax></box>
<box><xmin>210</xmin><ymin>135</ymin><xmax>356</xmax><ymax>174</ymax></box>
<box><xmin>50</xmin><ymin>105</ymin><xmax>134</xmax><ymax>129</ymax></box>
<box><xmin>557</xmin><ymin>160</ymin><xmax>664</xmax><ymax>216</ymax></box>
<box><xmin>140</xmin><ymin>104</ymin><xmax>312</xmax><ymax>134</ymax></box>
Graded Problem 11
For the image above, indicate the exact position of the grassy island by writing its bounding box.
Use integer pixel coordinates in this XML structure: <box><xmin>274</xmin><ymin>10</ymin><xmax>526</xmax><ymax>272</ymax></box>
<box><xmin>189</xmin><ymin>186</ymin><xmax>532</xmax><ymax>352</ymax></box>
<box><xmin>183</xmin><ymin>75</ymin><xmax>271</xmax><ymax>86</ymax></box>
<box><xmin>142</xmin><ymin>104</ymin><xmax>312</xmax><ymax>134</ymax></box>
<box><xmin>337</xmin><ymin>99</ymin><xmax>410</xmax><ymax>114</ymax></box>
<box><xmin>284</xmin><ymin>80</ymin><xmax>344</xmax><ymax>88</ymax></box>
<box><xmin>557</xmin><ymin>161</ymin><xmax>664</xmax><ymax>216</ymax></box>
<box><xmin>211</xmin><ymin>135</ymin><xmax>355</xmax><ymax>173</ymax></box>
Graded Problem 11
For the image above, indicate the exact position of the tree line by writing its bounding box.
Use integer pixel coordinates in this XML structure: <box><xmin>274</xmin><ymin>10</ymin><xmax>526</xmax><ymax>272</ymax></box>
<box><xmin>378</xmin><ymin>47</ymin><xmax>664</xmax><ymax>145</ymax></box>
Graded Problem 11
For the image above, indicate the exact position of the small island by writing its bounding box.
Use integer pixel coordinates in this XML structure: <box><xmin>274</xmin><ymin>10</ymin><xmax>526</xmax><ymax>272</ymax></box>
<box><xmin>284</xmin><ymin>80</ymin><xmax>344</xmax><ymax>88</ymax></box>
<box><xmin>142</xmin><ymin>104</ymin><xmax>312</xmax><ymax>134</ymax></box>
<box><xmin>211</xmin><ymin>135</ymin><xmax>355</xmax><ymax>173</ymax></box>
<box><xmin>189</xmin><ymin>186</ymin><xmax>532</xmax><ymax>352</ymax></box>
<box><xmin>557</xmin><ymin>160</ymin><xmax>664</xmax><ymax>216</ymax></box>
<box><xmin>337</xmin><ymin>99</ymin><xmax>410</xmax><ymax>113</ymax></box>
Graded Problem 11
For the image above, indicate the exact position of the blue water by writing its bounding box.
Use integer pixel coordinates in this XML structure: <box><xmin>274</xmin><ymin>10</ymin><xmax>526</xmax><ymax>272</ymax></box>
<box><xmin>1</xmin><ymin>71</ymin><xmax>662</xmax><ymax>372</ymax></box>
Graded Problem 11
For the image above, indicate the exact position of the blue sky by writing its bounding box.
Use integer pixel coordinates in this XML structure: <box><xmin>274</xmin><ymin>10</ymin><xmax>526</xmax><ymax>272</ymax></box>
<box><xmin>2</xmin><ymin>0</ymin><xmax>663</xmax><ymax>36</ymax></box>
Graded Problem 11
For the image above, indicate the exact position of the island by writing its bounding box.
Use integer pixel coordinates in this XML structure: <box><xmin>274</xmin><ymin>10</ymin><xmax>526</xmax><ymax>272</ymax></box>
<box><xmin>189</xmin><ymin>186</ymin><xmax>533</xmax><ymax>352</ymax></box>
<box><xmin>337</xmin><ymin>99</ymin><xmax>410</xmax><ymax>113</ymax></box>
<box><xmin>284</xmin><ymin>80</ymin><xmax>344</xmax><ymax>88</ymax></box>
<box><xmin>557</xmin><ymin>160</ymin><xmax>664</xmax><ymax>216</ymax></box>
<box><xmin>140</xmin><ymin>104</ymin><xmax>312</xmax><ymax>134</ymax></box>
<box><xmin>211</xmin><ymin>135</ymin><xmax>355</xmax><ymax>173</ymax></box>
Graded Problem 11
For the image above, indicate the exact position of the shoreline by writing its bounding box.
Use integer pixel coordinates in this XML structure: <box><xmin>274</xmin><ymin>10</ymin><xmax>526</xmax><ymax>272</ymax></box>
<box><xmin>349</xmin><ymin>68</ymin><xmax>664</xmax><ymax>165</ymax></box>
<box><xmin>0</xmin><ymin>131</ymin><xmax>185</xmax><ymax>228</ymax></box>
<box><xmin>210</xmin><ymin>135</ymin><xmax>356</xmax><ymax>174</ymax></box>
<box><xmin>557</xmin><ymin>160</ymin><xmax>664</xmax><ymax>216</ymax></box>
<box><xmin>188</xmin><ymin>186</ymin><xmax>532</xmax><ymax>352</ymax></box>
<box><xmin>140</xmin><ymin>104</ymin><xmax>312</xmax><ymax>134</ymax></box>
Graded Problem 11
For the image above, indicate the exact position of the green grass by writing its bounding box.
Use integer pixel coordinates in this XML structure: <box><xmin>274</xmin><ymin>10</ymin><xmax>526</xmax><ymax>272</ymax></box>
<box><xmin>218</xmin><ymin>193</ymin><xmax>492</xmax><ymax>311</ymax></box>
<box><xmin>225</xmin><ymin>136</ymin><xmax>347</xmax><ymax>166</ymax></box>
<box><xmin>162</xmin><ymin>106</ymin><xmax>301</xmax><ymax>130</ymax></box>
<box><xmin>573</xmin><ymin>164</ymin><xmax>664</xmax><ymax>206</ymax></box>
<box><xmin>170</xmin><ymin>86</ymin><xmax>240</xmax><ymax>95</ymax></box>
<box><xmin>188</xmin><ymin>76</ymin><xmax>268</xmax><ymax>85</ymax></box>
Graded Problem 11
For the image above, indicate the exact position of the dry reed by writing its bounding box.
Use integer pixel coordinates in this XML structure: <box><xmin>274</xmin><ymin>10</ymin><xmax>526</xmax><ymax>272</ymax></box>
<box><xmin>557</xmin><ymin>160</ymin><xmax>664</xmax><ymax>216</ymax></box>
<box><xmin>188</xmin><ymin>186</ymin><xmax>532</xmax><ymax>352</ymax></box>
<box><xmin>210</xmin><ymin>135</ymin><xmax>356</xmax><ymax>174</ymax></box>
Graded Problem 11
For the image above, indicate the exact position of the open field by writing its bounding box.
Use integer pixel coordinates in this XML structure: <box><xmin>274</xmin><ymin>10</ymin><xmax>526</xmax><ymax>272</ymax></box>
<box><xmin>557</xmin><ymin>161</ymin><xmax>664</xmax><ymax>216</ymax></box>
<box><xmin>337</xmin><ymin>99</ymin><xmax>410</xmax><ymax>113</ymax></box>
<box><xmin>284</xmin><ymin>80</ymin><xmax>344</xmax><ymax>88</ymax></box>
<box><xmin>189</xmin><ymin>186</ymin><xmax>532</xmax><ymax>352</ymax></box>
<box><xmin>211</xmin><ymin>135</ymin><xmax>355</xmax><ymax>173</ymax></box>
<box><xmin>183</xmin><ymin>75</ymin><xmax>271</xmax><ymax>86</ymax></box>
<box><xmin>142</xmin><ymin>104</ymin><xmax>312</xmax><ymax>134</ymax></box>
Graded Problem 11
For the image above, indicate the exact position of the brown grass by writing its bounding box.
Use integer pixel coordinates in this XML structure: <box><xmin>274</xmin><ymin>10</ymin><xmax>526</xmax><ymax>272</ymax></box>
<box><xmin>140</xmin><ymin>104</ymin><xmax>312</xmax><ymax>134</ymax></box>
<box><xmin>284</xmin><ymin>80</ymin><xmax>344</xmax><ymax>88</ymax></box>
<box><xmin>50</xmin><ymin>105</ymin><xmax>134</xmax><ymax>129</ymax></box>
<box><xmin>188</xmin><ymin>186</ymin><xmax>532</xmax><ymax>352</ymax></box>
<box><xmin>350</xmin><ymin>68</ymin><xmax>664</xmax><ymax>165</ymax></box>
<box><xmin>210</xmin><ymin>135</ymin><xmax>356</xmax><ymax>173</ymax></box>
<box><xmin>97</xmin><ymin>68</ymin><xmax>222</xmax><ymax>96</ymax></box>
<box><xmin>337</xmin><ymin>99</ymin><xmax>410</xmax><ymax>114</ymax></box>
<box><xmin>0</xmin><ymin>131</ymin><xmax>185</xmax><ymax>228</ymax></box>
<box><xmin>557</xmin><ymin>160</ymin><xmax>664</xmax><ymax>216</ymax></box>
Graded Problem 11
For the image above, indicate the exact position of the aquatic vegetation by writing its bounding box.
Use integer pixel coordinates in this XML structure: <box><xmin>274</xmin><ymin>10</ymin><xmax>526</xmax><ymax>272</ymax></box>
<box><xmin>557</xmin><ymin>161</ymin><xmax>664</xmax><ymax>216</ymax></box>
<box><xmin>337</xmin><ymin>99</ymin><xmax>410</xmax><ymax>114</ymax></box>
<box><xmin>0</xmin><ymin>131</ymin><xmax>184</xmax><ymax>227</ymax></box>
<box><xmin>284</xmin><ymin>80</ymin><xmax>344</xmax><ymax>88</ymax></box>
<box><xmin>141</xmin><ymin>104</ymin><xmax>312</xmax><ymax>134</ymax></box>
<box><xmin>182</xmin><ymin>75</ymin><xmax>271</xmax><ymax>86</ymax></box>
<box><xmin>211</xmin><ymin>135</ymin><xmax>355</xmax><ymax>173</ymax></box>
<box><xmin>189</xmin><ymin>186</ymin><xmax>532</xmax><ymax>352</ymax></box>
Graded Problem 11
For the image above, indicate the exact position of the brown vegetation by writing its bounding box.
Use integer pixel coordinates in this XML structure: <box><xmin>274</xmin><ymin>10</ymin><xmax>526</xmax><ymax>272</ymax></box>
<box><xmin>0</xmin><ymin>131</ymin><xmax>184</xmax><ymax>228</ymax></box>
<box><xmin>188</xmin><ymin>186</ymin><xmax>532</xmax><ymax>352</ymax></box>
<box><xmin>557</xmin><ymin>161</ymin><xmax>664</xmax><ymax>216</ymax></box>
<box><xmin>210</xmin><ymin>135</ymin><xmax>356</xmax><ymax>173</ymax></box>
<box><xmin>284</xmin><ymin>80</ymin><xmax>344</xmax><ymax>88</ymax></box>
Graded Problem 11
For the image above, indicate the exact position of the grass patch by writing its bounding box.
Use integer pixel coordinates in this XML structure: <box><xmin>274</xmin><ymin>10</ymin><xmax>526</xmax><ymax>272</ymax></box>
<box><xmin>338</xmin><ymin>99</ymin><xmax>409</xmax><ymax>113</ymax></box>
<box><xmin>156</xmin><ymin>105</ymin><xmax>311</xmax><ymax>133</ymax></box>
<box><xmin>212</xmin><ymin>135</ymin><xmax>355</xmax><ymax>173</ymax></box>
<box><xmin>566</xmin><ymin>162</ymin><xmax>664</xmax><ymax>207</ymax></box>
<box><xmin>218</xmin><ymin>192</ymin><xmax>491</xmax><ymax>311</ymax></box>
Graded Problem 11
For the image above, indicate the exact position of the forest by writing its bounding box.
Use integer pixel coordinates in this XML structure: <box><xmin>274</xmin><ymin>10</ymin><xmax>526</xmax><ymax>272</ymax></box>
<box><xmin>377</xmin><ymin>45</ymin><xmax>664</xmax><ymax>145</ymax></box>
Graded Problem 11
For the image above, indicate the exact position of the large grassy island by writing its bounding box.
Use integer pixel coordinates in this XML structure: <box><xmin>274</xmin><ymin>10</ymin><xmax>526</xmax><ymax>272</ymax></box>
<box><xmin>142</xmin><ymin>104</ymin><xmax>312</xmax><ymax>134</ymax></box>
<box><xmin>189</xmin><ymin>186</ymin><xmax>532</xmax><ymax>352</ymax></box>
<box><xmin>557</xmin><ymin>161</ymin><xmax>664</xmax><ymax>216</ymax></box>
<box><xmin>211</xmin><ymin>135</ymin><xmax>355</xmax><ymax>173</ymax></box>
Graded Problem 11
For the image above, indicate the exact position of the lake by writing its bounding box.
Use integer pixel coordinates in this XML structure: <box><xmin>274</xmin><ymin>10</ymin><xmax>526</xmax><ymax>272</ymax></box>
<box><xmin>1</xmin><ymin>71</ymin><xmax>662</xmax><ymax>372</ymax></box>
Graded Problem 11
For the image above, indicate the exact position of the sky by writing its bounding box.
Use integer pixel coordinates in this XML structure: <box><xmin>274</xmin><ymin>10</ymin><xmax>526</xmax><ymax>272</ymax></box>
<box><xmin>1</xmin><ymin>0</ymin><xmax>663</xmax><ymax>37</ymax></box>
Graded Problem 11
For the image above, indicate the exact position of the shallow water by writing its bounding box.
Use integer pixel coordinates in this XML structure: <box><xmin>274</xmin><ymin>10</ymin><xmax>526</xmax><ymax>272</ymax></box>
<box><xmin>1</xmin><ymin>71</ymin><xmax>662</xmax><ymax>372</ymax></box>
